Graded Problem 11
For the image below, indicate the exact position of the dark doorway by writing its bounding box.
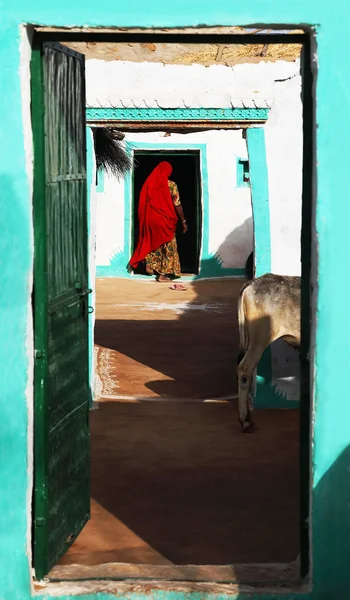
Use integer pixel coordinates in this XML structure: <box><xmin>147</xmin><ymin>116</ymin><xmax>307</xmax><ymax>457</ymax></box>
<box><xmin>132</xmin><ymin>151</ymin><xmax>202</xmax><ymax>275</ymax></box>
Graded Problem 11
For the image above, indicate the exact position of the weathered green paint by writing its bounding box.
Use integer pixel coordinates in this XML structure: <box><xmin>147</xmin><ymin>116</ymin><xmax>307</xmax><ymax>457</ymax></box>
<box><xmin>1</xmin><ymin>3</ymin><xmax>350</xmax><ymax>600</ymax></box>
<box><xmin>31</xmin><ymin>42</ymin><xmax>90</xmax><ymax>579</ymax></box>
<box><xmin>31</xmin><ymin>40</ymin><xmax>49</xmax><ymax>583</ymax></box>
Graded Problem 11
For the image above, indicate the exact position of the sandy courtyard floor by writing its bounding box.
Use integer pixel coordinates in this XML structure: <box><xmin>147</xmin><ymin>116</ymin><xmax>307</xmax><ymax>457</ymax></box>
<box><xmin>54</xmin><ymin>277</ymin><xmax>299</xmax><ymax>572</ymax></box>
<box><xmin>94</xmin><ymin>278</ymin><xmax>244</xmax><ymax>399</ymax></box>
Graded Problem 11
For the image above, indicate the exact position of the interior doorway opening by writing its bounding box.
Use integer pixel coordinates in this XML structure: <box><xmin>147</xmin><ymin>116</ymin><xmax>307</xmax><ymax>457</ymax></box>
<box><xmin>132</xmin><ymin>151</ymin><xmax>202</xmax><ymax>276</ymax></box>
<box><xmin>29</xmin><ymin>27</ymin><xmax>312</xmax><ymax>591</ymax></box>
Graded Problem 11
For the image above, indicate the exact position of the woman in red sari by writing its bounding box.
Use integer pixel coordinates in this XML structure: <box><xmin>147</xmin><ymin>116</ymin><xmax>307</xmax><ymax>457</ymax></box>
<box><xmin>130</xmin><ymin>161</ymin><xmax>188</xmax><ymax>281</ymax></box>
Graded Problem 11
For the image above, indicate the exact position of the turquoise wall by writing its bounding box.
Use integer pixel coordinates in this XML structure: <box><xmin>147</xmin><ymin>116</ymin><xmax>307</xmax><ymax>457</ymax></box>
<box><xmin>1</xmin><ymin>2</ymin><xmax>349</xmax><ymax>599</ymax></box>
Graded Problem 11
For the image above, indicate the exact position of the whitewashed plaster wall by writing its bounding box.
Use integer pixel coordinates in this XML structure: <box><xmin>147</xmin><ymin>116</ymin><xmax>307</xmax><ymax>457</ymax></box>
<box><xmin>95</xmin><ymin>128</ymin><xmax>253</xmax><ymax>270</ymax></box>
<box><xmin>264</xmin><ymin>72</ymin><xmax>303</xmax><ymax>276</ymax></box>
<box><xmin>86</xmin><ymin>58</ymin><xmax>303</xmax><ymax>278</ymax></box>
<box><xmin>95</xmin><ymin>171</ymin><xmax>125</xmax><ymax>267</ymax></box>
<box><xmin>88</xmin><ymin>58</ymin><xmax>302</xmax><ymax>404</ymax></box>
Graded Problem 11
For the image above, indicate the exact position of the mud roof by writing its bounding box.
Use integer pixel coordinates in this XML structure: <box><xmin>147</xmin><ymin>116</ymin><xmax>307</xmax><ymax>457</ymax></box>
<box><xmin>64</xmin><ymin>40</ymin><xmax>301</xmax><ymax>65</ymax></box>
<box><xmin>36</xmin><ymin>26</ymin><xmax>302</xmax><ymax>65</ymax></box>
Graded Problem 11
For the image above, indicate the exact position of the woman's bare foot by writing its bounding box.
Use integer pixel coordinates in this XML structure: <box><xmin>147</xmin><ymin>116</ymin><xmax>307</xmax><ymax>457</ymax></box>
<box><xmin>157</xmin><ymin>274</ymin><xmax>171</xmax><ymax>282</ymax></box>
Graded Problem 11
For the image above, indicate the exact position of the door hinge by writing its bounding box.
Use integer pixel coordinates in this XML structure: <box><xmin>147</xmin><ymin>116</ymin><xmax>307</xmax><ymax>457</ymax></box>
<box><xmin>35</xmin><ymin>350</ymin><xmax>45</xmax><ymax>359</ymax></box>
<box><xmin>35</xmin><ymin>517</ymin><xmax>46</xmax><ymax>527</ymax></box>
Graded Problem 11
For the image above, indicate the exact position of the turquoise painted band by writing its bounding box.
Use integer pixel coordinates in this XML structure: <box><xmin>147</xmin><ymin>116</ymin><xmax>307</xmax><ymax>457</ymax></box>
<box><xmin>86</xmin><ymin>107</ymin><xmax>269</xmax><ymax>121</ymax></box>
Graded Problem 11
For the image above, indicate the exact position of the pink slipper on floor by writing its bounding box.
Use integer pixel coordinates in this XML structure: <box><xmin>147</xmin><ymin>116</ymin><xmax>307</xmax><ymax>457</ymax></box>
<box><xmin>169</xmin><ymin>283</ymin><xmax>187</xmax><ymax>291</ymax></box>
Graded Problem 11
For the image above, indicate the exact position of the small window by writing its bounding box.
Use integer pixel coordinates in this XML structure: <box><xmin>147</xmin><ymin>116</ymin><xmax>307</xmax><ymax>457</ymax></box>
<box><xmin>236</xmin><ymin>158</ymin><xmax>250</xmax><ymax>187</ymax></box>
<box><xmin>96</xmin><ymin>168</ymin><xmax>105</xmax><ymax>192</ymax></box>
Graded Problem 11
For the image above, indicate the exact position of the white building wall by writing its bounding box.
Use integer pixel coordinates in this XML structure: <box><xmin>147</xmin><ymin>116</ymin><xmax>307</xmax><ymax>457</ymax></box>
<box><xmin>95</xmin><ymin>128</ymin><xmax>253</xmax><ymax>271</ymax></box>
<box><xmin>265</xmin><ymin>74</ymin><xmax>303</xmax><ymax>276</ymax></box>
<box><xmin>95</xmin><ymin>172</ymin><xmax>125</xmax><ymax>267</ymax></box>
<box><xmin>87</xmin><ymin>58</ymin><xmax>302</xmax><ymax>403</ymax></box>
<box><xmin>86</xmin><ymin>58</ymin><xmax>302</xmax><ymax>278</ymax></box>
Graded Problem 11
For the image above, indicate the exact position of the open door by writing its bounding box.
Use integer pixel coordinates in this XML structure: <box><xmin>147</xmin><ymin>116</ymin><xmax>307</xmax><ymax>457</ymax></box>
<box><xmin>31</xmin><ymin>41</ymin><xmax>90</xmax><ymax>579</ymax></box>
<box><xmin>133</xmin><ymin>151</ymin><xmax>201</xmax><ymax>274</ymax></box>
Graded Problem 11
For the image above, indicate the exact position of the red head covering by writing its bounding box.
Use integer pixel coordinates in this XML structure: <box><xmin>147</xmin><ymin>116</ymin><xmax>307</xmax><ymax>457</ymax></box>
<box><xmin>130</xmin><ymin>161</ymin><xmax>178</xmax><ymax>268</ymax></box>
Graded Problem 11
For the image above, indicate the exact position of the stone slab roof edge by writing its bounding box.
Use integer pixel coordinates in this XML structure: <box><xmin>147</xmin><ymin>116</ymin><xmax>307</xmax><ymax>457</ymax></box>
<box><xmin>86</xmin><ymin>98</ymin><xmax>274</xmax><ymax>109</ymax></box>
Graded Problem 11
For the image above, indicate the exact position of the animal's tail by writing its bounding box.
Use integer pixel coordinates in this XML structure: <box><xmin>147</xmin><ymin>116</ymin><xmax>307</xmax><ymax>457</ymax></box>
<box><xmin>237</xmin><ymin>283</ymin><xmax>249</xmax><ymax>365</ymax></box>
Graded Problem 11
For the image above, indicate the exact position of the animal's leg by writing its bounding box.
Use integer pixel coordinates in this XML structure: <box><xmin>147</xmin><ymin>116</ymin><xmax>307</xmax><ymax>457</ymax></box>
<box><xmin>237</xmin><ymin>369</ymin><xmax>254</xmax><ymax>430</ymax></box>
<box><xmin>237</xmin><ymin>347</ymin><xmax>264</xmax><ymax>432</ymax></box>
<box><xmin>248</xmin><ymin>367</ymin><xmax>257</xmax><ymax>411</ymax></box>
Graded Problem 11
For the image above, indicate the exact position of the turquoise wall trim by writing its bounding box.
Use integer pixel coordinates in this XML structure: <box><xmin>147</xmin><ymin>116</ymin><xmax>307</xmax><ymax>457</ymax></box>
<box><xmin>246</xmin><ymin>127</ymin><xmax>271</xmax><ymax>278</ymax></box>
<box><xmin>86</xmin><ymin>106</ymin><xmax>269</xmax><ymax>122</ymax></box>
<box><xmin>256</xmin><ymin>364</ymin><xmax>300</xmax><ymax>409</ymax></box>
<box><xmin>3</xmin><ymin>3</ymin><xmax>350</xmax><ymax>599</ymax></box>
<box><xmin>97</xmin><ymin>264</ymin><xmax>246</xmax><ymax>280</ymax></box>
<box><xmin>96</xmin><ymin>168</ymin><xmax>104</xmax><ymax>192</ymax></box>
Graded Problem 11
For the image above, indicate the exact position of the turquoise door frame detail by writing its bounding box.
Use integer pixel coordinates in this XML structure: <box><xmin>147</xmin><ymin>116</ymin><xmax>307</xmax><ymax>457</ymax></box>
<box><xmin>95</xmin><ymin>141</ymin><xmax>250</xmax><ymax>280</ymax></box>
<box><xmin>96</xmin><ymin>141</ymin><xmax>211</xmax><ymax>278</ymax></box>
<box><xmin>246</xmin><ymin>127</ymin><xmax>271</xmax><ymax>278</ymax></box>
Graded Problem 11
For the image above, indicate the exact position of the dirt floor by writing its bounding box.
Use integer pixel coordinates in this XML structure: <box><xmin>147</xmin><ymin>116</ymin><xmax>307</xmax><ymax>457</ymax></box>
<box><xmin>58</xmin><ymin>278</ymin><xmax>299</xmax><ymax>569</ymax></box>
<box><xmin>94</xmin><ymin>278</ymin><xmax>243</xmax><ymax>399</ymax></box>
<box><xmin>59</xmin><ymin>403</ymin><xmax>299</xmax><ymax>568</ymax></box>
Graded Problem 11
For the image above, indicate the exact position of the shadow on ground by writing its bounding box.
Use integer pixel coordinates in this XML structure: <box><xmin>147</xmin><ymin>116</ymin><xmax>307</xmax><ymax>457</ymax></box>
<box><xmin>94</xmin><ymin>276</ymin><xmax>242</xmax><ymax>399</ymax></box>
<box><xmin>59</xmin><ymin>226</ymin><xmax>301</xmax><ymax>572</ymax></box>
<box><xmin>59</xmin><ymin>402</ymin><xmax>299</xmax><ymax>566</ymax></box>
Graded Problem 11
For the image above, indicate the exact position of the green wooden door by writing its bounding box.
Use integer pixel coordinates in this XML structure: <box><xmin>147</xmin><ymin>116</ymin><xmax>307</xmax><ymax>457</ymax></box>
<box><xmin>31</xmin><ymin>41</ymin><xmax>90</xmax><ymax>579</ymax></box>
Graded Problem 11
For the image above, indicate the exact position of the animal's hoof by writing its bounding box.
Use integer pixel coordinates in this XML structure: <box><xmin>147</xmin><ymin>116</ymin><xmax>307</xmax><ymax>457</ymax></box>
<box><xmin>240</xmin><ymin>419</ymin><xmax>259</xmax><ymax>433</ymax></box>
<box><xmin>243</xmin><ymin>422</ymin><xmax>259</xmax><ymax>433</ymax></box>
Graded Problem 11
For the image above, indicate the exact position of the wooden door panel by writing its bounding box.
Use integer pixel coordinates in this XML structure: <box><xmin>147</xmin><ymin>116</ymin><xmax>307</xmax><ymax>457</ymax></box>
<box><xmin>32</xmin><ymin>41</ymin><xmax>90</xmax><ymax>580</ymax></box>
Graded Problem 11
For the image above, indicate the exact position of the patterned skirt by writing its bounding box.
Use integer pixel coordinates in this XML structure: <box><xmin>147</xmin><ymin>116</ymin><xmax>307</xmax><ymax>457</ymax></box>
<box><xmin>145</xmin><ymin>236</ymin><xmax>181</xmax><ymax>278</ymax></box>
